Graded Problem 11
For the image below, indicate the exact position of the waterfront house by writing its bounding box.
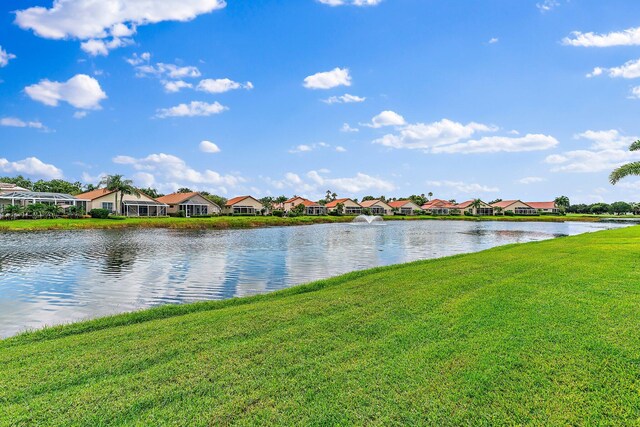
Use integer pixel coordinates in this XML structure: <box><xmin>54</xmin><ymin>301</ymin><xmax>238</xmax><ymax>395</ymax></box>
<box><xmin>0</xmin><ymin>182</ymin><xmax>30</xmax><ymax>193</ymax></box>
<box><xmin>156</xmin><ymin>192</ymin><xmax>221</xmax><ymax>217</ymax></box>
<box><xmin>0</xmin><ymin>191</ymin><xmax>88</xmax><ymax>215</ymax></box>
<box><xmin>491</xmin><ymin>200</ymin><xmax>537</xmax><ymax>215</ymax></box>
<box><xmin>421</xmin><ymin>199</ymin><xmax>457</xmax><ymax>215</ymax></box>
<box><xmin>359</xmin><ymin>199</ymin><xmax>393</xmax><ymax>216</ymax></box>
<box><xmin>76</xmin><ymin>188</ymin><xmax>168</xmax><ymax>217</ymax></box>
<box><xmin>282</xmin><ymin>197</ymin><xmax>327</xmax><ymax>215</ymax></box>
<box><xmin>454</xmin><ymin>200</ymin><xmax>494</xmax><ymax>216</ymax></box>
<box><xmin>388</xmin><ymin>200</ymin><xmax>422</xmax><ymax>215</ymax></box>
<box><xmin>224</xmin><ymin>196</ymin><xmax>264</xmax><ymax>215</ymax></box>
<box><xmin>325</xmin><ymin>198</ymin><xmax>362</xmax><ymax>215</ymax></box>
<box><xmin>526</xmin><ymin>201</ymin><xmax>560</xmax><ymax>214</ymax></box>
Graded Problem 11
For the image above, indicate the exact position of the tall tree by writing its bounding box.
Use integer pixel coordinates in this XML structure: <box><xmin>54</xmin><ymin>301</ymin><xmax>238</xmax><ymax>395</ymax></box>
<box><xmin>99</xmin><ymin>175</ymin><xmax>140</xmax><ymax>215</ymax></box>
<box><xmin>0</xmin><ymin>175</ymin><xmax>33</xmax><ymax>190</ymax></box>
<box><xmin>177</xmin><ymin>188</ymin><xmax>193</xmax><ymax>193</ymax></box>
<box><xmin>610</xmin><ymin>140</ymin><xmax>640</xmax><ymax>184</ymax></box>
<box><xmin>471</xmin><ymin>199</ymin><xmax>483</xmax><ymax>215</ymax></box>
<box><xmin>428</xmin><ymin>192</ymin><xmax>433</xmax><ymax>201</ymax></box>
<box><xmin>33</xmin><ymin>179</ymin><xmax>83</xmax><ymax>195</ymax></box>
<box><xmin>554</xmin><ymin>196</ymin><xmax>570</xmax><ymax>212</ymax></box>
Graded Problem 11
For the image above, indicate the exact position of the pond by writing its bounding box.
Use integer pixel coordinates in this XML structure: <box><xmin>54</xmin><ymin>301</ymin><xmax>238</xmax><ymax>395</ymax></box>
<box><xmin>0</xmin><ymin>220</ymin><xmax>629</xmax><ymax>337</ymax></box>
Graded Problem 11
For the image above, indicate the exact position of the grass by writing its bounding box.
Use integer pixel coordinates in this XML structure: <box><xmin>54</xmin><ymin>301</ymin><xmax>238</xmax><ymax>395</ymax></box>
<box><xmin>0</xmin><ymin>213</ymin><xmax>612</xmax><ymax>232</ymax></box>
<box><xmin>2</xmin><ymin>226</ymin><xmax>640</xmax><ymax>425</ymax></box>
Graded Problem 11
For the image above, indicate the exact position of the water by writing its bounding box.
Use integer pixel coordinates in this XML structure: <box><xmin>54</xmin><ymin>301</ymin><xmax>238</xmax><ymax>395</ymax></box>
<box><xmin>0</xmin><ymin>220</ymin><xmax>629</xmax><ymax>337</ymax></box>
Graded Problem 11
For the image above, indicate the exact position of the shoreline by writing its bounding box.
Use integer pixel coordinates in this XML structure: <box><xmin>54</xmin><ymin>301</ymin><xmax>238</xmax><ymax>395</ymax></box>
<box><xmin>2</xmin><ymin>226</ymin><xmax>639</xmax><ymax>424</ymax></box>
<box><xmin>0</xmin><ymin>214</ymin><xmax>619</xmax><ymax>232</ymax></box>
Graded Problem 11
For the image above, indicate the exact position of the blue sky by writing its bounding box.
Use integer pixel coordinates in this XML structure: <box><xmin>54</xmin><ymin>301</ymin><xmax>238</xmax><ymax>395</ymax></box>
<box><xmin>2</xmin><ymin>0</ymin><xmax>640</xmax><ymax>203</ymax></box>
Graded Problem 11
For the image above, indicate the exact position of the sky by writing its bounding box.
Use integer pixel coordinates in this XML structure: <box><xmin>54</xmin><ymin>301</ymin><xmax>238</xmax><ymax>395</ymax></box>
<box><xmin>2</xmin><ymin>0</ymin><xmax>640</xmax><ymax>203</ymax></box>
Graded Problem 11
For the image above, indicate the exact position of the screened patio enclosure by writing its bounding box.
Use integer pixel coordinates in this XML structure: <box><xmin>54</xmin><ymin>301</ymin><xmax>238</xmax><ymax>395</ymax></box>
<box><xmin>123</xmin><ymin>200</ymin><xmax>168</xmax><ymax>217</ymax></box>
<box><xmin>0</xmin><ymin>191</ymin><xmax>88</xmax><ymax>213</ymax></box>
<box><xmin>180</xmin><ymin>201</ymin><xmax>209</xmax><ymax>217</ymax></box>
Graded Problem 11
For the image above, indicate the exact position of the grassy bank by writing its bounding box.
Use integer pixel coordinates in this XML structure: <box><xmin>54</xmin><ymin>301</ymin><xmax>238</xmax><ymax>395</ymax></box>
<box><xmin>2</xmin><ymin>226</ymin><xmax>639</xmax><ymax>425</ymax></box>
<box><xmin>0</xmin><ymin>213</ymin><xmax>612</xmax><ymax>232</ymax></box>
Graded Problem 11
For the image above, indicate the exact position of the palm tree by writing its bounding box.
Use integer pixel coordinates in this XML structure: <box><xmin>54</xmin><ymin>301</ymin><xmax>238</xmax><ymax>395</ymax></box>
<box><xmin>99</xmin><ymin>175</ymin><xmax>140</xmax><ymax>215</ymax></box>
<box><xmin>470</xmin><ymin>199</ymin><xmax>483</xmax><ymax>215</ymax></box>
<box><xmin>610</xmin><ymin>140</ymin><xmax>640</xmax><ymax>184</ymax></box>
<box><xmin>554</xmin><ymin>196</ymin><xmax>570</xmax><ymax>212</ymax></box>
<box><xmin>5</xmin><ymin>204</ymin><xmax>23</xmax><ymax>220</ymax></box>
<box><xmin>428</xmin><ymin>192</ymin><xmax>433</xmax><ymax>201</ymax></box>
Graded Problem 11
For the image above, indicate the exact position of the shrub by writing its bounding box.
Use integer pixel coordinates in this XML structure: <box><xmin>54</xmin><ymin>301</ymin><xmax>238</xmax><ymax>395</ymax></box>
<box><xmin>272</xmin><ymin>210</ymin><xmax>284</xmax><ymax>217</ymax></box>
<box><xmin>463</xmin><ymin>211</ymin><xmax>473</xmax><ymax>216</ymax></box>
<box><xmin>89</xmin><ymin>208</ymin><xmax>110</xmax><ymax>219</ymax></box>
<box><xmin>108</xmin><ymin>215</ymin><xmax>127</xmax><ymax>221</ymax></box>
<box><xmin>504</xmin><ymin>211</ymin><xmax>515</xmax><ymax>216</ymax></box>
<box><xmin>177</xmin><ymin>210</ymin><xmax>186</xmax><ymax>218</ymax></box>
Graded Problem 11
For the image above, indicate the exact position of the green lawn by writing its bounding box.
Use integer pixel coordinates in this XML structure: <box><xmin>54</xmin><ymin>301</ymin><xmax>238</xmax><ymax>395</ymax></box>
<box><xmin>0</xmin><ymin>213</ymin><xmax>608</xmax><ymax>232</ymax></box>
<box><xmin>2</xmin><ymin>226</ymin><xmax>640</xmax><ymax>425</ymax></box>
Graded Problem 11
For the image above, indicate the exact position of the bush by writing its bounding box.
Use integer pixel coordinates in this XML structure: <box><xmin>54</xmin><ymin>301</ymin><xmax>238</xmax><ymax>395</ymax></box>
<box><xmin>328</xmin><ymin>211</ymin><xmax>341</xmax><ymax>216</ymax></box>
<box><xmin>177</xmin><ymin>210</ymin><xmax>186</xmax><ymax>218</ymax></box>
<box><xmin>108</xmin><ymin>215</ymin><xmax>127</xmax><ymax>221</ymax></box>
<box><xmin>272</xmin><ymin>210</ymin><xmax>284</xmax><ymax>217</ymax></box>
<box><xmin>504</xmin><ymin>211</ymin><xmax>515</xmax><ymax>216</ymax></box>
<box><xmin>463</xmin><ymin>211</ymin><xmax>473</xmax><ymax>216</ymax></box>
<box><xmin>288</xmin><ymin>212</ymin><xmax>299</xmax><ymax>218</ymax></box>
<box><xmin>89</xmin><ymin>208</ymin><xmax>110</xmax><ymax>219</ymax></box>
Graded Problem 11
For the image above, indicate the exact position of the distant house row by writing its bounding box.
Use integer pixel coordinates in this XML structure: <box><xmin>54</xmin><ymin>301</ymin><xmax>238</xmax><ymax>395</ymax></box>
<box><xmin>0</xmin><ymin>182</ymin><xmax>559</xmax><ymax>217</ymax></box>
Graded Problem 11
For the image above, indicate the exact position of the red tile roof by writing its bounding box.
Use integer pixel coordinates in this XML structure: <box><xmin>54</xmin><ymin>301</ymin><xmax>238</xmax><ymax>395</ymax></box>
<box><xmin>388</xmin><ymin>200</ymin><xmax>416</xmax><ymax>208</ymax></box>
<box><xmin>156</xmin><ymin>192</ymin><xmax>200</xmax><ymax>205</ymax></box>
<box><xmin>325</xmin><ymin>198</ymin><xmax>354</xmax><ymax>208</ymax></box>
<box><xmin>225</xmin><ymin>196</ymin><xmax>255</xmax><ymax>207</ymax></box>
<box><xmin>454</xmin><ymin>200</ymin><xmax>474</xmax><ymax>209</ymax></box>
<box><xmin>526</xmin><ymin>202</ymin><xmax>557</xmax><ymax>210</ymax></box>
<box><xmin>422</xmin><ymin>199</ymin><xmax>456</xmax><ymax>209</ymax></box>
<box><xmin>490</xmin><ymin>200</ymin><xmax>532</xmax><ymax>209</ymax></box>
<box><xmin>75</xmin><ymin>188</ymin><xmax>116</xmax><ymax>200</ymax></box>
<box><xmin>359</xmin><ymin>199</ymin><xmax>388</xmax><ymax>208</ymax></box>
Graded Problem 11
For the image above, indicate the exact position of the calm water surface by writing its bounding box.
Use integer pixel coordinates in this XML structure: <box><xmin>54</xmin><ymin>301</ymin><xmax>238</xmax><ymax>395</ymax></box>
<box><xmin>0</xmin><ymin>220</ymin><xmax>629</xmax><ymax>337</ymax></box>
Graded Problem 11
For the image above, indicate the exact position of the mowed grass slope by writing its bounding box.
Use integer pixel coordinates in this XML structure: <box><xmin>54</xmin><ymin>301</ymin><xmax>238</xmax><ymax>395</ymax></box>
<box><xmin>2</xmin><ymin>227</ymin><xmax>640</xmax><ymax>425</ymax></box>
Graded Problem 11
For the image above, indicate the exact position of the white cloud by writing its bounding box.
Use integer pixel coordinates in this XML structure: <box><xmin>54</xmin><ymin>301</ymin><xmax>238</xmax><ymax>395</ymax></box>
<box><xmin>15</xmin><ymin>0</ymin><xmax>226</xmax><ymax>55</ymax></box>
<box><xmin>0</xmin><ymin>117</ymin><xmax>46</xmax><ymax>130</ymax></box>
<box><xmin>73</xmin><ymin>111</ymin><xmax>88</xmax><ymax>119</ymax></box>
<box><xmin>341</xmin><ymin>123</ymin><xmax>359</xmax><ymax>133</ymax></box>
<box><xmin>373</xmin><ymin>118</ymin><xmax>496</xmax><ymax>150</ymax></box>
<box><xmin>563</xmin><ymin>26</ymin><xmax>640</xmax><ymax>47</ymax></box>
<box><xmin>155</xmin><ymin>101</ymin><xmax>227</xmax><ymax>118</ymax></box>
<box><xmin>303</xmin><ymin>67</ymin><xmax>351</xmax><ymax>90</ymax></box>
<box><xmin>267</xmin><ymin>169</ymin><xmax>394</xmax><ymax>197</ymax></box>
<box><xmin>199</xmin><ymin>140</ymin><xmax>221</xmax><ymax>153</ymax></box>
<box><xmin>80</xmin><ymin>37</ymin><xmax>132</xmax><ymax>56</ymax></box>
<box><xmin>162</xmin><ymin>80</ymin><xmax>193</xmax><ymax>93</ymax></box>
<box><xmin>288</xmin><ymin>142</ymin><xmax>334</xmax><ymax>154</ymax></box>
<box><xmin>363</xmin><ymin>110</ymin><xmax>406</xmax><ymax>128</ymax></box>
<box><xmin>537</xmin><ymin>0</ymin><xmax>559</xmax><ymax>12</ymax></box>
<box><xmin>335</xmin><ymin>146</ymin><xmax>347</xmax><ymax>152</ymax></box>
<box><xmin>587</xmin><ymin>58</ymin><xmax>640</xmax><ymax>79</ymax></box>
<box><xmin>322</xmin><ymin>93</ymin><xmax>366</xmax><ymax>104</ymax></box>
<box><xmin>317</xmin><ymin>0</ymin><xmax>382</xmax><ymax>6</ymax></box>
<box><xmin>196</xmin><ymin>78</ymin><xmax>253</xmax><ymax>94</ymax></box>
<box><xmin>427</xmin><ymin>180</ymin><xmax>499</xmax><ymax>194</ymax></box>
<box><xmin>0</xmin><ymin>157</ymin><xmax>63</xmax><ymax>179</ymax></box>
<box><xmin>113</xmin><ymin>152</ymin><xmax>243</xmax><ymax>194</ymax></box>
<box><xmin>126</xmin><ymin>52</ymin><xmax>151</xmax><ymax>66</ymax></box>
<box><xmin>24</xmin><ymin>74</ymin><xmax>107</xmax><ymax>110</ymax></box>
<box><xmin>545</xmin><ymin>129</ymin><xmax>640</xmax><ymax>173</ymax></box>
<box><xmin>630</xmin><ymin>86</ymin><xmax>640</xmax><ymax>99</ymax></box>
<box><xmin>0</xmin><ymin>46</ymin><xmax>16</xmax><ymax>67</ymax></box>
<box><xmin>434</xmin><ymin>134</ymin><xmax>559</xmax><ymax>154</ymax></box>
<box><xmin>517</xmin><ymin>176</ymin><xmax>545</xmax><ymax>184</ymax></box>
<box><xmin>135</xmin><ymin>62</ymin><xmax>201</xmax><ymax>79</ymax></box>
<box><xmin>488</xmin><ymin>37</ymin><xmax>499</xmax><ymax>44</ymax></box>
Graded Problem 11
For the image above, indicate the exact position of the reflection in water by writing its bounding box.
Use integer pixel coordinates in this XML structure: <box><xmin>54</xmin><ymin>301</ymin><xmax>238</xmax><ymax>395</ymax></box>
<box><xmin>0</xmin><ymin>220</ymin><xmax>629</xmax><ymax>337</ymax></box>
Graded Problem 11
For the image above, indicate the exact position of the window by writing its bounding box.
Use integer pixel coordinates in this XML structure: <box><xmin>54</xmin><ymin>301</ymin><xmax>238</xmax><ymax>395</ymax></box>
<box><xmin>102</xmin><ymin>202</ymin><xmax>114</xmax><ymax>212</ymax></box>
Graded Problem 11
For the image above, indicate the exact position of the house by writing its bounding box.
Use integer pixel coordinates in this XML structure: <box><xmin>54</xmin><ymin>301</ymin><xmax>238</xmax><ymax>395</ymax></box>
<box><xmin>325</xmin><ymin>198</ymin><xmax>362</xmax><ymax>215</ymax></box>
<box><xmin>359</xmin><ymin>199</ymin><xmax>393</xmax><ymax>216</ymax></box>
<box><xmin>282</xmin><ymin>197</ymin><xmax>326</xmax><ymax>215</ymax></box>
<box><xmin>76</xmin><ymin>188</ymin><xmax>168</xmax><ymax>217</ymax></box>
<box><xmin>0</xmin><ymin>182</ymin><xmax>30</xmax><ymax>193</ymax></box>
<box><xmin>388</xmin><ymin>200</ymin><xmax>422</xmax><ymax>215</ymax></box>
<box><xmin>526</xmin><ymin>201</ymin><xmax>560</xmax><ymax>214</ymax></box>
<box><xmin>0</xmin><ymin>191</ymin><xmax>88</xmax><ymax>214</ymax></box>
<box><xmin>224</xmin><ymin>196</ymin><xmax>264</xmax><ymax>215</ymax></box>
<box><xmin>156</xmin><ymin>192</ymin><xmax>221</xmax><ymax>217</ymax></box>
<box><xmin>454</xmin><ymin>200</ymin><xmax>494</xmax><ymax>216</ymax></box>
<box><xmin>422</xmin><ymin>199</ymin><xmax>457</xmax><ymax>215</ymax></box>
<box><xmin>491</xmin><ymin>200</ymin><xmax>537</xmax><ymax>215</ymax></box>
